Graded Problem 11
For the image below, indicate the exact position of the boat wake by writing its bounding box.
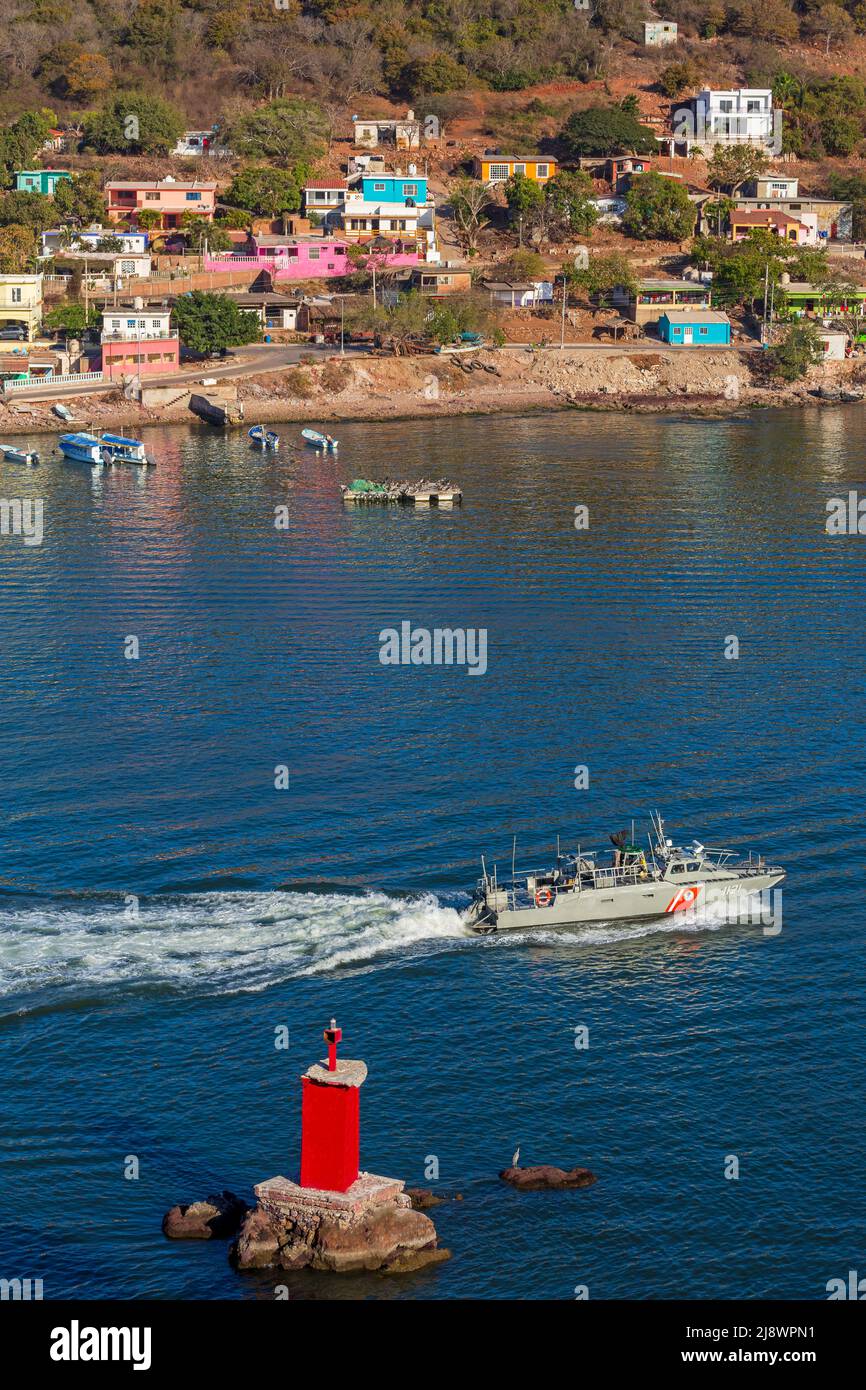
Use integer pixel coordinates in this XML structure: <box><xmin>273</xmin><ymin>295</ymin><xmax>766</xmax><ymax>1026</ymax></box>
<box><xmin>0</xmin><ymin>889</ymin><xmax>468</xmax><ymax>1011</ymax></box>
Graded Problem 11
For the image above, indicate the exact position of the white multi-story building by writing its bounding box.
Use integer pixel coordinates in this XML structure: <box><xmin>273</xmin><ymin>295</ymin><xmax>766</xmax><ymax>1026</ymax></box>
<box><xmin>674</xmin><ymin>89</ymin><xmax>777</xmax><ymax>153</ymax></box>
<box><xmin>644</xmin><ymin>20</ymin><xmax>677</xmax><ymax>45</ymax></box>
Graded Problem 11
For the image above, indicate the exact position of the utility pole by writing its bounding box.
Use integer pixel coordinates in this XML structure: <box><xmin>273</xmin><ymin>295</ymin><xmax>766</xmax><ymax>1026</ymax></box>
<box><xmin>340</xmin><ymin>295</ymin><xmax>345</xmax><ymax>356</ymax></box>
<box><xmin>762</xmin><ymin>260</ymin><xmax>769</xmax><ymax>343</ymax></box>
<box><xmin>560</xmin><ymin>273</ymin><xmax>567</xmax><ymax>349</ymax></box>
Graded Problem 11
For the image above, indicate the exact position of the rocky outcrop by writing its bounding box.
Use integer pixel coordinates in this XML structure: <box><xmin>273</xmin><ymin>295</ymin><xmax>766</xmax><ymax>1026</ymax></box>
<box><xmin>499</xmin><ymin>1165</ymin><xmax>597</xmax><ymax>1191</ymax></box>
<box><xmin>230</xmin><ymin>1172</ymin><xmax>450</xmax><ymax>1275</ymax></box>
<box><xmin>162</xmin><ymin>1190</ymin><xmax>249</xmax><ymax>1240</ymax></box>
<box><xmin>406</xmin><ymin>1187</ymin><xmax>445</xmax><ymax>1210</ymax></box>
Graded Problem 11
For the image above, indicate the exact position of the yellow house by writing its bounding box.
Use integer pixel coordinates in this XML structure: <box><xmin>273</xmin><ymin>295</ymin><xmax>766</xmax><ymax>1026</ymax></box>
<box><xmin>0</xmin><ymin>273</ymin><xmax>44</xmax><ymax>341</ymax></box>
<box><xmin>473</xmin><ymin>156</ymin><xmax>558</xmax><ymax>184</ymax></box>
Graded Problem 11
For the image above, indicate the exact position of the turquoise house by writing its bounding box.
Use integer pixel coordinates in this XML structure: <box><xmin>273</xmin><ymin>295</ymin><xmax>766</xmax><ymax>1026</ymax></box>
<box><xmin>14</xmin><ymin>169</ymin><xmax>72</xmax><ymax>196</ymax></box>
<box><xmin>658</xmin><ymin>310</ymin><xmax>731</xmax><ymax>346</ymax></box>
<box><xmin>359</xmin><ymin>173</ymin><xmax>428</xmax><ymax>204</ymax></box>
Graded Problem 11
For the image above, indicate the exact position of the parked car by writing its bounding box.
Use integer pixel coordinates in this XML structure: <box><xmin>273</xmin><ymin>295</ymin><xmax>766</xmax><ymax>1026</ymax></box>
<box><xmin>0</xmin><ymin>325</ymin><xmax>27</xmax><ymax>340</ymax></box>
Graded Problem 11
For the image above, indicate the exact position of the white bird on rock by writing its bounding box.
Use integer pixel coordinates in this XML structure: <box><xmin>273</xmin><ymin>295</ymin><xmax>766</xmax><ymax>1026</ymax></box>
<box><xmin>512</xmin><ymin>1146</ymin><xmax>520</xmax><ymax>1168</ymax></box>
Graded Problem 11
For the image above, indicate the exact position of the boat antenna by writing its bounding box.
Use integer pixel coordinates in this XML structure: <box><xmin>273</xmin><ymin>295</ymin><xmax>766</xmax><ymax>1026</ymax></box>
<box><xmin>511</xmin><ymin>835</ymin><xmax>516</xmax><ymax>883</ymax></box>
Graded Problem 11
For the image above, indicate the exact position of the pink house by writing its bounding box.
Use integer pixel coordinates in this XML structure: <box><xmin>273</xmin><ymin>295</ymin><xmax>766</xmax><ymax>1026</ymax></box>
<box><xmin>204</xmin><ymin>234</ymin><xmax>419</xmax><ymax>281</ymax></box>
<box><xmin>99</xmin><ymin>307</ymin><xmax>180</xmax><ymax>377</ymax></box>
<box><xmin>106</xmin><ymin>178</ymin><xmax>217</xmax><ymax>230</ymax></box>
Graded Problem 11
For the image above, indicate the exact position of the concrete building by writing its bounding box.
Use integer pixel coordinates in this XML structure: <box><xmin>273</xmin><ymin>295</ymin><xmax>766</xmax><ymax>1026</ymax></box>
<box><xmin>474</xmin><ymin>156</ymin><xmax>558</xmax><ymax>184</ymax></box>
<box><xmin>644</xmin><ymin>20</ymin><xmax>678</xmax><ymax>45</ymax></box>
<box><xmin>14</xmin><ymin>169</ymin><xmax>71</xmax><ymax>196</ymax></box>
<box><xmin>658</xmin><ymin>309</ymin><xmax>731</xmax><ymax>345</ymax></box>
<box><xmin>105</xmin><ymin>178</ymin><xmax>217</xmax><ymax>230</ymax></box>
<box><xmin>100</xmin><ymin>305</ymin><xmax>179</xmax><ymax>377</ymax></box>
<box><xmin>0</xmin><ymin>273</ymin><xmax>44</xmax><ymax>340</ymax></box>
<box><xmin>352</xmin><ymin>111</ymin><xmax>422</xmax><ymax>149</ymax></box>
<box><xmin>673</xmin><ymin>89</ymin><xmax>777</xmax><ymax>154</ymax></box>
<box><xmin>613</xmin><ymin>278</ymin><xmax>712</xmax><ymax>328</ymax></box>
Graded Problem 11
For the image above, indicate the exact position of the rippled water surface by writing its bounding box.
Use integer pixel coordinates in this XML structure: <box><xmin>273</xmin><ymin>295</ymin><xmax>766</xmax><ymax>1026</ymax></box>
<box><xmin>1</xmin><ymin>409</ymin><xmax>864</xmax><ymax>1299</ymax></box>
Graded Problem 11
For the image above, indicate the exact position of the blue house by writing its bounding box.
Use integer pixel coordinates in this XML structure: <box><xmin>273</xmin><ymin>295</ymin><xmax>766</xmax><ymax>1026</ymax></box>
<box><xmin>358</xmin><ymin>173</ymin><xmax>428</xmax><ymax>205</ymax></box>
<box><xmin>658</xmin><ymin>310</ymin><xmax>731</xmax><ymax>346</ymax></box>
<box><xmin>14</xmin><ymin>169</ymin><xmax>72</xmax><ymax>197</ymax></box>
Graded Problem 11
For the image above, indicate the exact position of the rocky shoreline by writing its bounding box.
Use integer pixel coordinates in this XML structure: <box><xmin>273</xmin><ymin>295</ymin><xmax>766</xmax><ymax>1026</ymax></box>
<box><xmin>1</xmin><ymin>347</ymin><xmax>863</xmax><ymax>440</ymax></box>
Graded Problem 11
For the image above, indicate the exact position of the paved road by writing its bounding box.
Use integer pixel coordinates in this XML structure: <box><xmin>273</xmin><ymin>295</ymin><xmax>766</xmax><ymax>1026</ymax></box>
<box><xmin>6</xmin><ymin>341</ymin><xmax>363</xmax><ymax>403</ymax></box>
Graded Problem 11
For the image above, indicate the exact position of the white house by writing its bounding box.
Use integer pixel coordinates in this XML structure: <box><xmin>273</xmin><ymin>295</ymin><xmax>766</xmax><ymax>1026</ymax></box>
<box><xmin>352</xmin><ymin>110</ymin><xmax>422</xmax><ymax>149</ymax></box>
<box><xmin>41</xmin><ymin>227</ymin><xmax>149</xmax><ymax>258</ymax></box>
<box><xmin>675</xmin><ymin>89</ymin><xmax>778</xmax><ymax>153</ymax></box>
<box><xmin>644</xmin><ymin>20</ymin><xmax>677</xmax><ymax>45</ymax></box>
<box><xmin>172</xmin><ymin>127</ymin><xmax>230</xmax><ymax>157</ymax></box>
<box><xmin>101</xmin><ymin>306</ymin><xmax>172</xmax><ymax>341</ymax></box>
<box><xmin>484</xmin><ymin>279</ymin><xmax>553</xmax><ymax>308</ymax></box>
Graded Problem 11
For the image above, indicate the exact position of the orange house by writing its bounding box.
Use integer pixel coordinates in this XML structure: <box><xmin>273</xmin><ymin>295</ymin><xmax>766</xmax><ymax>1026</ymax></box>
<box><xmin>105</xmin><ymin>178</ymin><xmax>217</xmax><ymax>230</ymax></box>
<box><xmin>473</xmin><ymin>156</ymin><xmax>558</xmax><ymax>184</ymax></box>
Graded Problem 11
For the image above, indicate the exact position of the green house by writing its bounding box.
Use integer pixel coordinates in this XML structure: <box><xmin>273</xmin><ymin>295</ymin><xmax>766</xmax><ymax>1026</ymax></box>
<box><xmin>14</xmin><ymin>169</ymin><xmax>72</xmax><ymax>197</ymax></box>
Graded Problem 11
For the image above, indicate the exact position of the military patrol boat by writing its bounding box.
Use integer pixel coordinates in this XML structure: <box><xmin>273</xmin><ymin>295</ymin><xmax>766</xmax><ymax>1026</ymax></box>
<box><xmin>464</xmin><ymin>813</ymin><xmax>784</xmax><ymax>933</ymax></box>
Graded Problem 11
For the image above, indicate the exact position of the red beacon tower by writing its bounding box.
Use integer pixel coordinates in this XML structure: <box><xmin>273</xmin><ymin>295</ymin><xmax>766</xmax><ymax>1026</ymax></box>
<box><xmin>299</xmin><ymin>1018</ymin><xmax>367</xmax><ymax>1193</ymax></box>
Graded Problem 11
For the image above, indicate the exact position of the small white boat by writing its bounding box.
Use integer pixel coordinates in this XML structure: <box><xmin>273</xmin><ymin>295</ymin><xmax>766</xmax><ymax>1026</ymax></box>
<box><xmin>302</xmin><ymin>428</ymin><xmax>338</xmax><ymax>451</ymax></box>
<box><xmin>0</xmin><ymin>443</ymin><xmax>39</xmax><ymax>465</ymax></box>
<box><xmin>52</xmin><ymin>403</ymin><xmax>74</xmax><ymax>422</ymax></box>
<box><xmin>249</xmin><ymin>425</ymin><xmax>280</xmax><ymax>450</ymax></box>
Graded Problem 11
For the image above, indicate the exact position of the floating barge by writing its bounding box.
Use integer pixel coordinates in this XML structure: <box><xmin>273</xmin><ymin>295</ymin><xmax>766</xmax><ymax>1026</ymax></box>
<box><xmin>341</xmin><ymin>477</ymin><xmax>462</xmax><ymax>505</ymax></box>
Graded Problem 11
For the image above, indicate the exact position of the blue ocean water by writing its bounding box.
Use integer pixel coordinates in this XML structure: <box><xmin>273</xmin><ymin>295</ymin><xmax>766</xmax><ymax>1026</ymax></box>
<box><xmin>0</xmin><ymin>408</ymin><xmax>864</xmax><ymax>1300</ymax></box>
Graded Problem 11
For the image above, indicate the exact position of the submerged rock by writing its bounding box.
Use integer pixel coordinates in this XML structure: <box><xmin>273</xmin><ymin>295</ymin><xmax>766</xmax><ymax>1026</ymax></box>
<box><xmin>406</xmin><ymin>1187</ymin><xmax>445</xmax><ymax>1210</ymax></box>
<box><xmin>162</xmin><ymin>1190</ymin><xmax>249</xmax><ymax>1240</ymax></box>
<box><xmin>499</xmin><ymin>1164</ymin><xmax>597</xmax><ymax>1191</ymax></box>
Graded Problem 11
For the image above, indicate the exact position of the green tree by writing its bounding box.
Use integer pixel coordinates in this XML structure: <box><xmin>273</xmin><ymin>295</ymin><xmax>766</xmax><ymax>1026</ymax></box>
<box><xmin>544</xmin><ymin>171</ymin><xmax>598</xmax><ymax>238</ymax></box>
<box><xmin>658</xmin><ymin>61</ymin><xmax>700</xmax><ymax>99</ymax></box>
<box><xmin>172</xmin><ymin>291</ymin><xmax>261</xmax><ymax>353</ymax></box>
<box><xmin>43</xmin><ymin>301</ymin><xmax>100</xmax><ymax>337</ymax></box>
<box><xmin>504</xmin><ymin>171</ymin><xmax>545</xmax><ymax>232</ymax></box>
<box><xmin>0</xmin><ymin>224</ymin><xmax>37</xmax><ymax>272</ymax></box>
<box><xmin>767</xmin><ymin>321</ymin><xmax>824</xmax><ymax>380</ymax></box>
<box><xmin>560</xmin><ymin>105</ymin><xmax>657</xmax><ymax>158</ymax></box>
<box><xmin>0</xmin><ymin>110</ymin><xmax>54</xmax><ymax>182</ymax></box>
<box><xmin>706</xmin><ymin>145</ymin><xmax>770</xmax><ymax>196</ymax></box>
<box><xmin>53</xmin><ymin>172</ymin><xmax>105</xmax><ymax>229</ymax></box>
<box><xmin>623</xmin><ymin>171</ymin><xmax>696</xmax><ymax>241</ymax></box>
<box><xmin>399</xmin><ymin>53</ymin><xmax>469</xmax><ymax>97</ymax></box>
<box><xmin>181</xmin><ymin>214</ymin><xmax>232</xmax><ymax>253</ymax></box>
<box><xmin>498</xmin><ymin>248</ymin><xmax>547</xmax><ymax>279</ymax></box>
<box><xmin>225</xmin><ymin>166</ymin><xmax>306</xmax><ymax>218</ymax></box>
<box><xmin>0</xmin><ymin>191</ymin><xmax>54</xmax><ymax>232</ymax></box>
<box><xmin>569</xmin><ymin>251</ymin><xmax>637</xmax><ymax>298</ymax></box>
<box><xmin>227</xmin><ymin>98</ymin><xmax>327</xmax><ymax>164</ymax></box>
<box><xmin>82</xmin><ymin>92</ymin><xmax>184</xmax><ymax>155</ymax></box>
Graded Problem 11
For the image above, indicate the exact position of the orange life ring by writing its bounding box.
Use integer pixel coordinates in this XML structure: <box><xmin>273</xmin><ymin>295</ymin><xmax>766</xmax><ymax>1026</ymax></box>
<box><xmin>535</xmin><ymin>887</ymin><xmax>553</xmax><ymax>908</ymax></box>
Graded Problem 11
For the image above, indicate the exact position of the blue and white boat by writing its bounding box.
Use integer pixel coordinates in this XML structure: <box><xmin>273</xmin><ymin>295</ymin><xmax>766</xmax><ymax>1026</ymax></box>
<box><xmin>249</xmin><ymin>425</ymin><xmax>280</xmax><ymax>450</ymax></box>
<box><xmin>100</xmin><ymin>433</ymin><xmax>152</xmax><ymax>466</ymax></box>
<box><xmin>301</xmin><ymin>428</ymin><xmax>338</xmax><ymax>451</ymax></box>
<box><xmin>59</xmin><ymin>432</ymin><xmax>154</xmax><ymax>467</ymax></box>
<box><xmin>59</xmin><ymin>432</ymin><xmax>107</xmax><ymax>465</ymax></box>
<box><xmin>0</xmin><ymin>443</ymin><xmax>39</xmax><ymax>465</ymax></box>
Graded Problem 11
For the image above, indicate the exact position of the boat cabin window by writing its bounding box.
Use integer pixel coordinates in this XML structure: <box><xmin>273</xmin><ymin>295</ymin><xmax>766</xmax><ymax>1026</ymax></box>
<box><xmin>686</xmin><ymin>860</ymin><xmax>701</xmax><ymax>872</ymax></box>
<box><xmin>669</xmin><ymin>863</ymin><xmax>684</xmax><ymax>874</ymax></box>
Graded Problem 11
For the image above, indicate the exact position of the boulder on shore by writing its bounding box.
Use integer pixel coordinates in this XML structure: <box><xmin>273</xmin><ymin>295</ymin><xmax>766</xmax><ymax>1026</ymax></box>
<box><xmin>162</xmin><ymin>1190</ymin><xmax>249</xmax><ymax>1240</ymax></box>
<box><xmin>499</xmin><ymin>1164</ymin><xmax>597</xmax><ymax>1191</ymax></box>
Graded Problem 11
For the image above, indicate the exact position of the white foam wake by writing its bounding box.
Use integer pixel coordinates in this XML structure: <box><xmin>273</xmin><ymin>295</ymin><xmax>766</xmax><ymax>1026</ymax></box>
<box><xmin>0</xmin><ymin>889</ymin><xmax>469</xmax><ymax>1005</ymax></box>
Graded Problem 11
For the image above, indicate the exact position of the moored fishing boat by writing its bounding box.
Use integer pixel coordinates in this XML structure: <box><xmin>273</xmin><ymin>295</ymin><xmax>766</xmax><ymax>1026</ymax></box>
<box><xmin>302</xmin><ymin>428</ymin><xmax>338</xmax><ymax>451</ymax></box>
<box><xmin>58</xmin><ymin>432</ymin><xmax>106</xmax><ymax>465</ymax></box>
<box><xmin>248</xmin><ymin>425</ymin><xmax>280</xmax><ymax>450</ymax></box>
<box><xmin>0</xmin><ymin>443</ymin><xmax>39</xmax><ymax>465</ymax></box>
<box><xmin>465</xmin><ymin>812</ymin><xmax>785</xmax><ymax>933</ymax></box>
<box><xmin>100</xmin><ymin>433</ymin><xmax>153</xmax><ymax>466</ymax></box>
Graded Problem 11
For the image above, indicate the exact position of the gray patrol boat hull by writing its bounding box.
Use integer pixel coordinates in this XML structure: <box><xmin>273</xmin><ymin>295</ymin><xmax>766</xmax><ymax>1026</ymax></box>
<box><xmin>465</xmin><ymin>814</ymin><xmax>785</xmax><ymax>933</ymax></box>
